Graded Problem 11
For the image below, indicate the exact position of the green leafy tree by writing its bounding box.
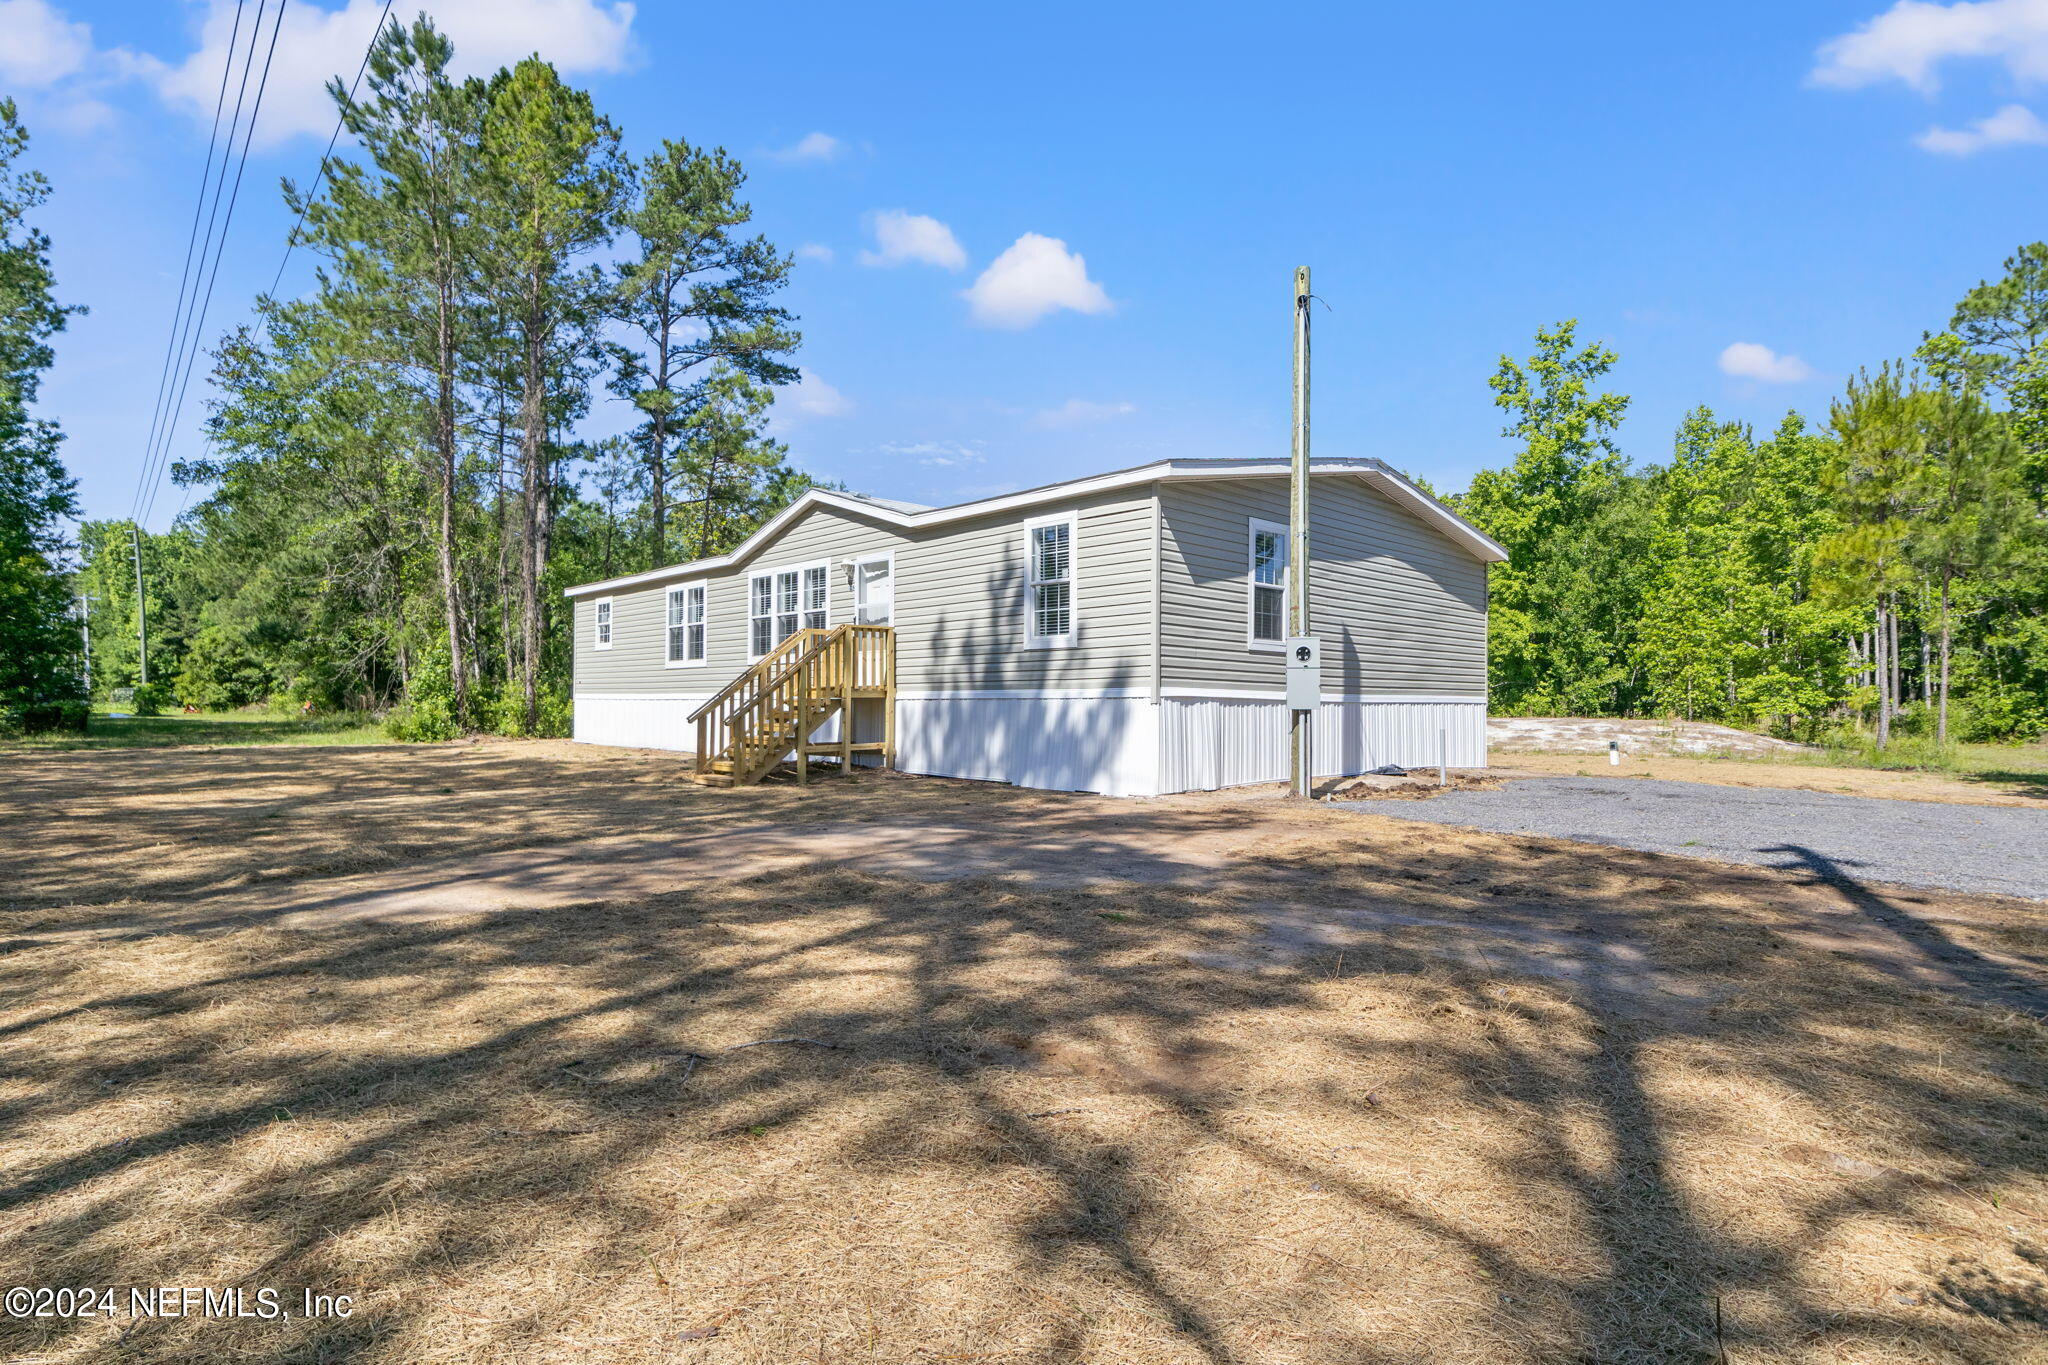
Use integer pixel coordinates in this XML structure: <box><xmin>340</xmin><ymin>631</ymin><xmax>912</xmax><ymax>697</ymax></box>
<box><xmin>190</xmin><ymin>306</ymin><xmax>425</xmax><ymax>710</ymax></box>
<box><xmin>1918</xmin><ymin>244</ymin><xmax>2048</xmax><ymax>742</ymax></box>
<box><xmin>1636</xmin><ymin>411</ymin><xmax>1851</xmax><ymax>729</ymax></box>
<box><xmin>75</xmin><ymin>521</ymin><xmax>205</xmax><ymax>698</ymax></box>
<box><xmin>0</xmin><ymin>99</ymin><xmax>85</xmax><ymax>715</ymax></box>
<box><xmin>1458</xmin><ymin>320</ymin><xmax>1639</xmax><ymax>713</ymax></box>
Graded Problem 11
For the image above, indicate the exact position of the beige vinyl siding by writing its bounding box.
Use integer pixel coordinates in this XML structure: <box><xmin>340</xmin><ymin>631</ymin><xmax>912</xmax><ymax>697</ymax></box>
<box><xmin>1158</xmin><ymin>476</ymin><xmax>1488</xmax><ymax>696</ymax></box>
<box><xmin>895</xmin><ymin>489</ymin><xmax>1153</xmax><ymax>693</ymax></box>
<box><xmin>571</xmin><ymin>490</ymin><xmax>1158</xmax><ymax>698</ymax></box>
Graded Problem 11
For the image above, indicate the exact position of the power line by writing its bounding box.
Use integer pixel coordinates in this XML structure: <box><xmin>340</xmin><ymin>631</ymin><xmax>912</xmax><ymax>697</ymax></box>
<box><xmin>134</xmin><ymin>0</ymin><xmax>273</xmax><ymax>524</ymax></box>
<box><xmin>266</xmin><ymin>0</ymin><xmax>395</xmax><ymax>303</ymax></box>
<box><xmin>131</xmin><ymin>0</ymin><xmax>248</xmax><ymax>524</ymax></box>
<box><xmin>137</xmin><ymin>0</ymin><xmax>288</xmax><ymax>529</ymax></box>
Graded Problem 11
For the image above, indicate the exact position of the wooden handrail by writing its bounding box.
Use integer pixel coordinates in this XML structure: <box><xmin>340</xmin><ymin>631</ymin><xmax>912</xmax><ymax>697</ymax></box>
<box><xmin>685</xmin><ymin>627</ymin><xmax>816</xmax><ymax>725</ymax></box>
<box><xmin>694</xmin><ymin>624</ymin><xmax>893</xmax><ymax>783</ymax></box>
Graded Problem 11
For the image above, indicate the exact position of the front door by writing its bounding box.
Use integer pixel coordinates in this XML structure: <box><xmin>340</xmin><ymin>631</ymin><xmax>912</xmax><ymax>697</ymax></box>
<box><xmin>854</xmin><ymin>558</ymin><xmax>893</xmax><ymax>625</ymax></box>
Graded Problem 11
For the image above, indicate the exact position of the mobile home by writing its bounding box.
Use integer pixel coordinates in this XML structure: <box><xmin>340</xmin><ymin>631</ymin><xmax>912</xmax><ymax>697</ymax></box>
<box><xmin>564</xmin><ymin>457</ymin><xmax>1503</xmax><ymax>796</ymax></box>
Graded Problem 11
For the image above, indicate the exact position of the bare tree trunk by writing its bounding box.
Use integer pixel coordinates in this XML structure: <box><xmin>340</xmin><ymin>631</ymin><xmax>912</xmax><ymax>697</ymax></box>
<box><xmin>434</xmin><ymin>278</ymin><xmax>470</xmax><ymax>726</ymax></box>
<box><xmin>518</xmin><ymin>294</ymin><xmax>548</xmax><ymax>733</ymax></box>
<box><xmin>696</xmin><ymin>453</ymin><xmax>722</xmax><ymax>560</ymax></box>
<box><xmin>1888</xmin><ymin>602</ymin><xmax>1900</xmax><ymax>729</ymax></box>
<box><xmin>649</xmin><ymin>303</ymin><xmax>671</xmax><ymax>565</ymax></box>
<box><xmin>1937</xmin><ymin>572</ymin><xmax>1953</xmax><ymax>747</ymax></box>
<box><xmin>493</xmin><ymin>391</ymin><xmax>513</xmax><ymax>694</ymax></box>
<box><xmin>1874</xmin><ymin>602</ymin><xmax>1891</xmax><ymax>748</ymax></box>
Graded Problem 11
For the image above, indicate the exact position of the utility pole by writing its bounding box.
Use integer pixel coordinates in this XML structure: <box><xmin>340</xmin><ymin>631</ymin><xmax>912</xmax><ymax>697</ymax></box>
<box><xmin>130</xmin><ymin>523</ymin><xmax>149</xmax><ymax>688</ymax></box>
<box><xmin>1287</xmin><ymin>266</ymin><xmax>1314</xmax><ymax>799</ymax></box>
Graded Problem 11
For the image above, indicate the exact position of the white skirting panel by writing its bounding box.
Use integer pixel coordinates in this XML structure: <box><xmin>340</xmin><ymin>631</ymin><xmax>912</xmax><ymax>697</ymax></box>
<box><xmin>1159</xmin><ymin>696</ymin><xmax>1488</xmax><ymax>793</ymax></box>
<box><xmin>895</xmin><ymin>694</ymin><xmax>1161</xmax><ymax>797</ymax></box>
<box><xmin>570</xmin><ymin>692</ymin><xmax>855</xmax><ymax>756</ymax></box>
<box><xmin>573</xmin><ymin>692</ymin><xmax>1487</xmax><ymax>799</ymax></box>
<box><xmin>571</xmin><ymin>694</ymin><xmax>713</xmax><ymax>752</ymax></box>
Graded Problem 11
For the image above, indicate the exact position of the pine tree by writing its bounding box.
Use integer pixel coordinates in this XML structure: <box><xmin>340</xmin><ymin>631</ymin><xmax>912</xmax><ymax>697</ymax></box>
<box><xmin>475</xmin><ymin>57</ymin><xmax>625</xmax><ymax>730</ymax></box>
<box><xmin>1901</xmin><ymin>384</ymin><xmax>2025</xmax><ymax>744</ymax></box>
<box><xmin>295</xmin><ymin>16</ymin><xmax>486</xmax><ymax>723</ymax></box>
<box><xmin>611</xmin><ymin>141</ymin><xmax>798</xmax><ymax>567</ymax></box>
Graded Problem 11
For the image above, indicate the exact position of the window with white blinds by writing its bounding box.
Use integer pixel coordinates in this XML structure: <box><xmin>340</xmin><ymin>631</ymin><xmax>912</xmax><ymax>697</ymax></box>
<box><xmin>1024</xmin><ymin>513</ymin><xmax>1076</xmax><ymax>647</ymax></box>
<box><xmin>666</xmin><ymin>583</ymin><xmax>705</xmax><ymax>666</ymax></box>
<box><xmin>747</xmin><ymin>561</ymin><xmax>829</xmax><ymax>659</ymax></box>
<box><xmin>1247</xmin><ymin>518</ymin><xmax>1288</xmax><ymax>649</ymax></box>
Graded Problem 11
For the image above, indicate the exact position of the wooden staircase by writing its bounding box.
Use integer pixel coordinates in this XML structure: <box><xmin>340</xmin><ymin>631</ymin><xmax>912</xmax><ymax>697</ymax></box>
<box><xmin>686</xmin><ymin>624</ymin><xmax>895</xmax><ymax>787</ymax></box>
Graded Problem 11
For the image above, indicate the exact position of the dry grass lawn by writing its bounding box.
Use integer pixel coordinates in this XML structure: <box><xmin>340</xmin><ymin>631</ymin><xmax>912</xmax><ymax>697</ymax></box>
<box><xmin>0</xmin><ymin>739</ymin><xmax>2044</xmax><ymax>1364</ymax></box>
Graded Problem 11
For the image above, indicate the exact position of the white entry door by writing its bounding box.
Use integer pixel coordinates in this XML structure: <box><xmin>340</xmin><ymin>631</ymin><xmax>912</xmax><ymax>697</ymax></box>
<box><xmin>854</xmin><ymin>559</ymin><xmax>893</xmax><ymax>624</ymax></box>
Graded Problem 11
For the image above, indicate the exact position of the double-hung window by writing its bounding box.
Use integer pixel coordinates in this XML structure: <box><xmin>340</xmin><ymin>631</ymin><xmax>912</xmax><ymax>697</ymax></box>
<box><xmin>749</xmin><ymin>575</ymin><xmax>774</xmax><ymax>656</ymax></box>
<box><xmin>802</xmin><ymin>564</ymin><xmax>827</xmax><ymax>630</ymax></box>
<box><xmin>666</xmin><ymin>583</ymin><xmax>705</xmax><ymax>666</ymax></box>
<box><xmin>593</xmin><ymin>597</ymin><xmax>614</xmax><ymax>650</ymax></box>
<box><xmin>1025</xmin><ymin>513</ymin><xmax>1076</xmax><ymax>647</ymax></box>
<box><xmin>747</xmin><ymin>561</ymin><xmax>829</xmax><ymax>658</ymax></box>
<box><xmin>1247</xmin><ymin>518</ymin><xmax>1288</xmax><ymax>649</ymax></box>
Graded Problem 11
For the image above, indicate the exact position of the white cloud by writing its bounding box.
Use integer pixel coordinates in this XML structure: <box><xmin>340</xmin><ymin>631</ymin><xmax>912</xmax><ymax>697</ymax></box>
<box><xmin>1812</xmin><ymin>0</ymin><xmax>2048</xmax><ymax>93</ymax></box>
<box><xmin>1719</xmin><ymin>342</ymin><xmax>1817</xmax><ymax>384</ymax></box>
<box><xmin>795</xmin><ymin>243</ymin><xmax>835</xmax><ymax>264</ymax></box>
<box><xmin>40</xmin><ymin>94</ymin><xmax>116</xmax><ymax>134</ymax></box>
<box><xmin>1028</xmin><ymin>398</ymin><xmax>1136</xmax><ymax>429</ymax></box>
<box><xmin>769</xmin><ymin>131</ymin><xmax>842</xmax><ymax>163</ymax></box>
<box><xmin>872</xmin><ymin>441</ymin><xmax>985</xmax><ymax>467</ymax></box>
<box><xmin>0</xmin><ymin>0</ymin><xmax>94</xmax><ymax>88</ymax></box>
<box><xmin>783</xmin><ymin>369</ymin><xmax>850</xmax><ymax>418</ymax></box>
<box><xmin>857</xmin><ymin>210</ymin><xmax>966</xmax><ymax>270</ymax></box>
<box><xmin>962</xmin><ymin>233</ymin><xmax>1112</xmax><ymax>329</ymax></box>
<box><xmin>1915</xmin><ymin>100</ymin><xmax>2048</xmax><ymax>149</ymax></box>
<box><xmin>135</xmin><ymin>0</ymin><xmax>639</xmax><ymax>148</ymax></box>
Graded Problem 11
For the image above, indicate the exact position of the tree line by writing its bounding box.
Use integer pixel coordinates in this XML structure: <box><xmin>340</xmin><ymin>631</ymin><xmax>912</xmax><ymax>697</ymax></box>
<box><xmin>70</xmin><ymin>17</ymin><xmax>814</xmax><ymax>738</ymax></box>
<box><xmin>3</xmin><ymin>18</ymin><xmax>2044</xmax><ymax>750</ymax></box>
<box><xmin>1459</xmin><ymin>250</ymin><xmax>2046</xmax><ymax>745</ymax></box>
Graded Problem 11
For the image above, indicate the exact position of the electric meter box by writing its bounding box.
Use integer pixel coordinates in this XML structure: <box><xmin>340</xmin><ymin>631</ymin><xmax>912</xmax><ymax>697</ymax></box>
<box><xmin>1285</xmin><ymin>635</ymin><xmax>1322</xmax><ymax>712</ymax></box>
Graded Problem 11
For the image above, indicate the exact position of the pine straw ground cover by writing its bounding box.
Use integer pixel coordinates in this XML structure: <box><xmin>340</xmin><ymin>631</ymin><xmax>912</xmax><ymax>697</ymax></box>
<box><xmin>0</xmin><ymin>741</ymin><xmax>2043</xmax><ymax>1363</ymax></box>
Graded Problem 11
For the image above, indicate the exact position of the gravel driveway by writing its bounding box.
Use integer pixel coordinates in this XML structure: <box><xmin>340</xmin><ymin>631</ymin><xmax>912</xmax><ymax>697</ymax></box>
<box><xmin>1337</xmin><ymin>776</ymin><xmax>2048</xmax><ymax>901</ymax></box>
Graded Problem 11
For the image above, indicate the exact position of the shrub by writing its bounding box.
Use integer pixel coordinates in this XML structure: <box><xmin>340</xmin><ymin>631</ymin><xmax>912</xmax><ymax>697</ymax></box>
<box><xmin>484</xmin><ymin>681</ymin><xmax>572</xmax><ymax>738</ymax></box>
<box><xmin>0</xmin><ymin>701</ymin><xmax>91</xmax><ymax>737</ymax></box>
<box><xmin>383</xmin><ymin>649</ymin><xmax>462</xmax><ymax>743</ymax></box>
<box><xmin>25</xmin><ymin>700</ymin><xmax>89</xmax><ymax>734</ymax></box>
<box><xmin>130</xmin><ymin>683</ymin><xmax>171</xmax><ymax>716</ymax></box>
<box><xmin>384</xmin><ymin>695</ymin><xmax>460</xmax><ymax>743</ymax></box>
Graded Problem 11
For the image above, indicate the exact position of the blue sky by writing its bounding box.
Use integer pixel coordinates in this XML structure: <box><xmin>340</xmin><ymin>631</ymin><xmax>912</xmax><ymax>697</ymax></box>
<box><xmin>8</xmin><ymin>0</ymin><xmax>2048</xmax><ymax>528</ymax></box>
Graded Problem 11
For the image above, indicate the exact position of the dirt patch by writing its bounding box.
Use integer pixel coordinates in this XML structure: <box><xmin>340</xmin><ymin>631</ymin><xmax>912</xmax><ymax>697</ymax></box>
<box><xmin>1322</xmin><ymin>771</ymin><xmax>1503</xmax><ymax>801</ymax></box>
<box><xmin>1499</xmin><ymin>749</ymin><xmax>2047</xmax><ymax>808</ymax></box>
<box><xmin>1</xmin><ymin>741</ymin><xmax>2044</xmax><ymax>1364</ymax></box>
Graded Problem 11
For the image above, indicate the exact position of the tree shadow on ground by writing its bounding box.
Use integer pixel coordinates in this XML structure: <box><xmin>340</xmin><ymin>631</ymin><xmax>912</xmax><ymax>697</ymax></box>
<box><xmin>0</xmin><ymin>757</ymin><xmax>2044</xmax><ymax>1363</ymax></box>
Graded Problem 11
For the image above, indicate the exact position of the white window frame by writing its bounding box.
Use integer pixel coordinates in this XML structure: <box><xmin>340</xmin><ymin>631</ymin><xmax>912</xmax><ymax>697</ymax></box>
<box><xmin>849</xmin><ymin>551</ymin><xmax>896</xmax><ymax>626</ymax></box>
<box><xmin>592</xmin><ymin>596</ymin><xmax>614</xmax><ymax>651</ymax></box>
<box><xmin>1246</xmin><ymin>517</ymin><xmax>1289</xmax><ymax>653</ymax></box>
<box><xmin>746</xmin><ymin>558</ymin><xmax>830</xmax><ymax>661</ymax></box>
<box><xmin>1023</xmin><ymin>511</ymin><xmax>1078</xmax><ymax>650</ymax></box>
<box><xmin>665</xmin><ymin>581</ymin><xmax>707</xmax><ymax>668</ymax></box>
